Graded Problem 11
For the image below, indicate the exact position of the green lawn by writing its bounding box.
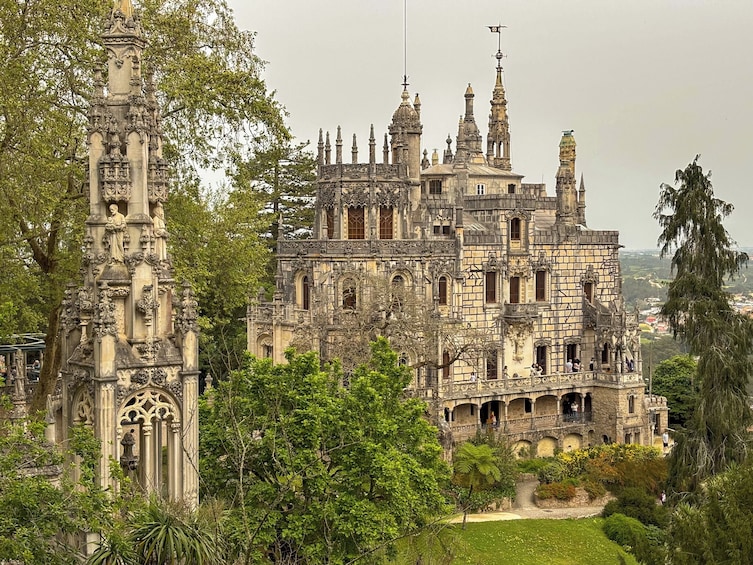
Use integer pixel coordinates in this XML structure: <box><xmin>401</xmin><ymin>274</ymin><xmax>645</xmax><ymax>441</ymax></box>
<box><xmin>451</xmin><ymin>518</ymin><xmax>637</xmax><ymax>565</ymax></box>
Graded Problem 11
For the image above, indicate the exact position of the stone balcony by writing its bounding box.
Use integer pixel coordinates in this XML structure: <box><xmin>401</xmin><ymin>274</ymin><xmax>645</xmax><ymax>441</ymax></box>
<box><xmin>437</xmin><ymin>370</ymin><xmax>644</xmax><ymax>401</ymax></box>
<box><xmin>449</xmin><ymin>412</ymin><xmax>594</xmax><ymax>442</ymax></box>
<box><xmin>502</xmin><ymin>302</ymin><xmax>539</xmax><ymax>322</ymax></box>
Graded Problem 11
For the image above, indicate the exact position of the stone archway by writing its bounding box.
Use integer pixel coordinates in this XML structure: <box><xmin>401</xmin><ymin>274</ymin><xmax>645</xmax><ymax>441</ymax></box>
<box><xmin>512</xmin><ymin>439</ymin><xmax>532</xmax><ymax>458</ymax></box>
<box><xmin>563</xmin><ymin>433</ymin><xmax>582</xmax><ymax>452</ymax></box>
<box><xmin>536</xmin><ymin>436</ymin><xmax>558</xmax><ymax>457</ymax></box>
<box><xmin>118</xmin><ymin>388</ymin><xmax>182</xmax><ymax>500</ymax></box>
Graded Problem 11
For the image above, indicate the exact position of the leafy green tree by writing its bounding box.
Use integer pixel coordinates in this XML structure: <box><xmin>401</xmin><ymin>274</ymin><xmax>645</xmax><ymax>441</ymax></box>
<box><xmin>0</xmin><ymin>417</ymin><xmax>109</xmax><ymax>564</ymax></box>
<box><xmin>0</xmin><ymin>0</ymin><xmax>286</xmax><ymax>411</ymax></box>
<box><xmin>651</xmin><ymin>355</ymin><xmax>698</xmax><ymax>428</ymax></box>
<box><xmin>452</xmin><ymin>442</ymin><xmax>502</xmax><ymax>529</ymax></box>
<box><xmin>199</xmin><ymin>338</ymin><xmax>450</xmax><ymax>563</ymax></box>
<box><xmin>654</xmin><ymin>156</ymin><xmax>753</xmax><ymax>490</ymax></box>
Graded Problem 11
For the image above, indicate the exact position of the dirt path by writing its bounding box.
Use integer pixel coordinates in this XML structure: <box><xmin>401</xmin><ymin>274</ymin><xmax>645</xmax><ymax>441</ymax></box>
<box><xmin>449</xmin><ymin>478</ymin><xmax>607</xmax><ymax>523</ymax></box>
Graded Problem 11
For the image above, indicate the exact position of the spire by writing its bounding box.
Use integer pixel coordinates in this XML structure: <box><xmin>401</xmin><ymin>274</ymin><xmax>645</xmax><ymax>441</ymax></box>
<box><xmin>487</xmin><ymin>39</ymin><xmax>512</xmax><ymax>170</ymax></box>
<box><xmin>325</xmin><ymin>131</ymin><xmax>331</xmax><ymax>165</ymax></box>
<box><xmin>369</xmin><ymin>125</ymin><xmax>376</xmax><ymax>164</ymax></box>
<box><xmin>454</xmin><ymin>84</ymin><xmax>484</xmax><ymax>164</ymax></box>
<box><xmin>335</xmin><ymin>126</ymin><xmax>342</xmax><ymax>164</ymax></box>
<box><xmin>388</xmin><ymin>88</ymin><xmax>422</xmax><ymax>178</ymax></box>
<box><xmin>351</xmin><ymin>133</ymin><xmax>358</xmax><ymax>164</ymax></box>
<box><xmin>578</xmin><ymin>173</ymin><xmax>587</xmax><ymax>226</ymax></box>
<box><xmin>317</xmin><ymin>129</ymin><xmax>324</xmax><ymax>165</ymax></box>
<box><xmin>443</xmin><ymin>134</ymin><xmax>453</xmax><ymax>164</ymax></box>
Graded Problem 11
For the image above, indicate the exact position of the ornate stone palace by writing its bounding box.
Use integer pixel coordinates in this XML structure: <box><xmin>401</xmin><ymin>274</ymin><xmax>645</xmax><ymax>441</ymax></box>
<box><xmin>247</xmin><ymin>43</ymin><xmax>667</xmax><ymax>454</ymax></box>
<box><xmin>49</xmin><ymin>1</ymin><xmax>200</xmax><ymax>505</ymax></box>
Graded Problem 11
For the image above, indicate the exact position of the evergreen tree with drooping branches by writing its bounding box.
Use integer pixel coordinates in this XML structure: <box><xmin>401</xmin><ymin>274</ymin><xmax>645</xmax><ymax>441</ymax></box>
<box><xmin>654</xmin><ymin>156</ymin><xmax>752</xmax><ymax>492</ymax></box>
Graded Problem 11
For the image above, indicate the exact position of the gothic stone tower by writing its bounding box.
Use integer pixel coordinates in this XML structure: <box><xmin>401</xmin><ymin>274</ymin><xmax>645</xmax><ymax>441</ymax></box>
<box><xmin>57</xmin><ymin>1</ymin><xmax>199</xmax><ymax>506</ymax></box>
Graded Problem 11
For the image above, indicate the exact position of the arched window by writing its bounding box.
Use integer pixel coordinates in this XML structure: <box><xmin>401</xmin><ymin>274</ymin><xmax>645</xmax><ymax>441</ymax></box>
<box><xmin>300</xmin><ymin>275</ymin><xmax>310</xmax><ymax>310</ymax></box>
<box><xmin>342</xmin><ymin>279</ymin><xmax>357</xmax><ymax>310</ymax></box>
<box><xmin>325</xmin><ymin>208</ymin><xmax>335</xmax><ymax>238</ymax></box>
<box><xmin>391</xmin><ymin>275</ymin><xmax>405</xmax><ymax>312</ymax></box>
<box><xmin>442</xmin><ymin>350</ymin><xmax>451</xmax><ymax>379</ymax></box>
<box><xmin>347</xmin><ymin>207</ymin><xmax>365</xmax><ymax>239</ymax></box>
<box><xmin>510</xmin><ymin>217</ymin><xmax>521</xmax><ymax>240</ymax></box>
<box><xmin>438</xmin><ymin>276</ymin><xmax>448</xmax><ymax>305</ymax></box>
<box><xmin>379</xmin><ymin>206</ymin><xmax>393</xmax><ymax>239</ymax></box>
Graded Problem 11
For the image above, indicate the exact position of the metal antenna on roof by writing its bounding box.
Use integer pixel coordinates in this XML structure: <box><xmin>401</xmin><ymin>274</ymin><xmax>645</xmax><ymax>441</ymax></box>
<box><xmin>402</xmin><ymin>0</ymin><xmax>409</xmax><ymax>90</ymax></box>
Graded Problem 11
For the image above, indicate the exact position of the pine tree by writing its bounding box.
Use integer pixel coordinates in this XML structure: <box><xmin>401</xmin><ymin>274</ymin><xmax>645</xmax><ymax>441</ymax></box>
<box><xmin>654</xmin><ymin>156</ymin><xmax>752</xmax><ymax>491</ymax></box>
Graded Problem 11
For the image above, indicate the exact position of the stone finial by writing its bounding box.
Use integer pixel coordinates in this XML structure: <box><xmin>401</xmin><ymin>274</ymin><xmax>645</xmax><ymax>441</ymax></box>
<box><xmin>369</xmin><ymin>125</ymin><xmax>376</xmax><ymax>164</ymax></box>
<box><xmin>317</xmin><ymin>129</ymin><xmax>324</xmax><ymax>165</ymax></box>
<box><xmin>351</xmin><ymin>133</ymin><xmax>358</xmax><ymax>164</ymax></box>
<box><xmin>335</xmin><ymin>126</ymin><xmax>343</xmax><ymax>164</ymax></box>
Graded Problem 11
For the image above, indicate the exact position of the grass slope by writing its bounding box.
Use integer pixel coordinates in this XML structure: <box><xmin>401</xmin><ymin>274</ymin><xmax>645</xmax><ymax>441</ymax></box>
<box><xmin>452</xmin><ymin>518</ymin><xmax>637</xmax><ymax>565</ymax></box>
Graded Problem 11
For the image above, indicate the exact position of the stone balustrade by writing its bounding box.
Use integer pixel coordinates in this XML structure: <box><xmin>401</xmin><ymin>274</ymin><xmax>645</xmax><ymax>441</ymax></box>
<box><xmin>440</xmin><ymin>370</ymin><xmax>643</xmax><ymax>400</ymax></box>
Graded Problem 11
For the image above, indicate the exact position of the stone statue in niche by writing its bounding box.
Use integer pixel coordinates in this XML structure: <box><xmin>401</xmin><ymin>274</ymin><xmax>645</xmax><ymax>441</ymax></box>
<box><xmin>152</xmin><ymin>202</ymin><xmax>167</xmax><ymax>261</ymax></box>
<box><xmin>106</xmin><ymin>204</ymin><xmax>126</xmax><ymax>262</ymax></box>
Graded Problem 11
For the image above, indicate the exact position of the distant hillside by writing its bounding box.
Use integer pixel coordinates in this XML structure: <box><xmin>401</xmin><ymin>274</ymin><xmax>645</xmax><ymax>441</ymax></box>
<box><xmin>619</xmin><ymin>249</ymin><xmax>753</xmax><ymax>310</ymax></box>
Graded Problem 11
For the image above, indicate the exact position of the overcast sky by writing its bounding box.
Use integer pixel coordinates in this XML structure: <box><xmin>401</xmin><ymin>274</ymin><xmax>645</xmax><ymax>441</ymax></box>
<box><xmin>227</xmin><ymin>0</ymin><xmax>752</xmax><ymax>250</ymax></box>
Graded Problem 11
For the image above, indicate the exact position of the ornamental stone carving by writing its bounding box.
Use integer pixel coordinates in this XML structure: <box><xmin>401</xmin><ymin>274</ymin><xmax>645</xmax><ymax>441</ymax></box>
<box><xmin>136</xmin><ymin>285</ymin><xmax>158</xmax><ymax>324</ymax></box>
<box><xmin>176</xmin><ymin>283</ymin><xmax>199</xmax><ymax>334</ymax></box>
<box><xmin>93</xmin><ymin>283</ymin><xmax>117</xmax><ymax>340</ymax></box>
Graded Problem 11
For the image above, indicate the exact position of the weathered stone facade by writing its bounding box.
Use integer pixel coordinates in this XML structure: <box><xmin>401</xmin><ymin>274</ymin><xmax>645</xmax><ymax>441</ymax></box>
<box><xmin>248</xmin><ymin>43</ymin><xmax>667</xmax><ymax>454</ymax></box>
<box><xmin>50</xmin><ymin>1</ymin><xmax>199</xmax><ymax>506</ymax></box>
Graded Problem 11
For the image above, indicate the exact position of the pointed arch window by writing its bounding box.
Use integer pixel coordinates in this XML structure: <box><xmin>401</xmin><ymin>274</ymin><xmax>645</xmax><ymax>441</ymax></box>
<box><xmin>438</xmin><ymin>276</ymin><xmax>448</xmax><ymax>305</ymax></box>
<box><xmin>379</xmin><ymin>206</ymin><xmax>393</xmax><ymax>239</ymax></box>
<box><xmin>325</xmin><ymin>208</ymin><xmax>335</xmax><ymax>238</ymax></box>
<box><xmin>342</xmin><ymin>279</ymin><xmax>357</xmax><ymax>310</ymax></box>
<box><xmin>301</xmin><ymin>275</ymin><xmax>310</xmax><ymax>310</ymax></box>
<box><xmin>510</xmin><ymin>217</ymin><xmax>521</xmax><ymax>240</ymax></box>
<box><xmin>347</xmin><ymin>207</ymin><xmax>365</xmax><ymax>239</ymax></box>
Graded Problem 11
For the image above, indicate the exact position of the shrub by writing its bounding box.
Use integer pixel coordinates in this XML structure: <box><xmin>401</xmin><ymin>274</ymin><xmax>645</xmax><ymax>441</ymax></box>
<box><xmin>536</xmin><ymin>481</ymin><xmax>576</xmax><ymax>500</ymax></box>
<box><xmin>517</xmin><ymin>457</ymin><xmax>553</xmax><ymax>475</ymax></box>
<box><xmin>602</xmin><ymin>487</ymin><xmax>668</xmax><ymax>528</ymax></box>
<box><xmin>614</xmin><ymin>458</ymin><xmax>667</xmax><ymax>495</ymax></box>
<box><xmin>537</xmin><ymin>461</ymin><xmax>567</xmax><ymax>484</ymax></box>
<box><xmin>582</xmin><ymin>479</ymin><xmax>607</xmax><ymax>500</ymax></box>
<box><xmin>602</xmin><ymin>513</ymin><xmax>665</xmax><ymax>565</ymax></box>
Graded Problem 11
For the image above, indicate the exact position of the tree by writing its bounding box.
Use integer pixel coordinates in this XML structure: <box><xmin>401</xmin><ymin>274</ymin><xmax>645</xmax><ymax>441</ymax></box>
<box><xmin>289</xmin><ymin>273</ymin><xmax>496</xmax><ymax>379</ymax></box>
<box><xmin>0</xmin><ymin>416</ymin><xmax>109</xmax><ymax>564</ymax></box>
<box><xmin>654</xmin><ymin>156</ymin><xmax>753</xmax><ymax>490</ymax></box>
<box><xmin>452</xmin><ymin>442</ymin><xmax>502</xmax><ymax>529</ymax></box>
<box><xmin>0</xmin><ymin>0</ymin><xmax>286</xmax><ymax>411</ymax></box>
<box><xmin>199</xmin><ymin>338</ymin><xmax>450</xmax><ymax>563</ymax></box>
<box><xmin>230</xmin><ymin>140</ymin><xmax>317</xmax><ymax>282</ymax></box>
<box><xmin>651</xmin><ymin>355</ymin><xmax>698</xmax><ymax>428</ymax></box>
<box><xmin>669</xmin><ymin>462</ymin><xmax>753</xmax><ymax>564</ymax></box>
